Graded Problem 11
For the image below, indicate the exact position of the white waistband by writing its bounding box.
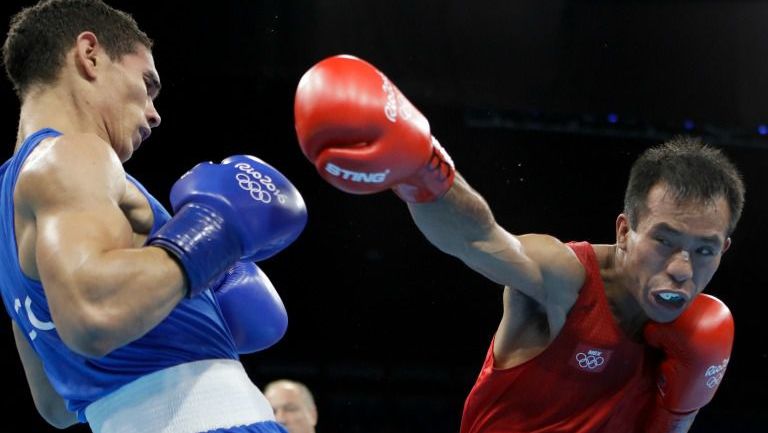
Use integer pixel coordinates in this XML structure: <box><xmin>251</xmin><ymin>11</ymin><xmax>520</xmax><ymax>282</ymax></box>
<box><xmin>85</xmin><ymin>359</ymin><xmax>275</xmax><ymax>433</ymax></box>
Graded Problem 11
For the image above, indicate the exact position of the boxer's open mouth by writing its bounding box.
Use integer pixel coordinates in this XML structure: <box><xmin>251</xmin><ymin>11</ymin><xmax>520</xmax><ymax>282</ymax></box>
<box><xmin>652</xmin><ymin>291</ymin><xmax>687</xmax><ymax>310</ymax></box>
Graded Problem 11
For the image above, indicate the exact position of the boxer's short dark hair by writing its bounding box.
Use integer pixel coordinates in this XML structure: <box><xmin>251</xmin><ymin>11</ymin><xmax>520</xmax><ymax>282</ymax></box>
<box><xmin>3</xmin><ymin>0</ymin><xmax>152</xmax><ymax>98</ymax></box>
<box><xmin>623</xmin><ymin>136</ymin><xmax>745</xmax><ymax>235</ymax></box>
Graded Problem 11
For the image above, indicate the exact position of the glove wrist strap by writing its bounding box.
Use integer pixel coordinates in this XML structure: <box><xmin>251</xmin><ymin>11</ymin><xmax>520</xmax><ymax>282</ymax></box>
<box><xmin>148</xmin><ymin>203</ymin><xmax>241</xmax><ymax>297</ymax></box>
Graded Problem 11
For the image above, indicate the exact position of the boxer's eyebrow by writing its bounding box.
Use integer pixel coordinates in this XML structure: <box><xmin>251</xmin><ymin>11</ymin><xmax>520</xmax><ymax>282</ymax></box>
<box><xmin>652</xmin><ymin>223</ymin><xmax>724</xmax><ymax>247</ymax></box>
<box><xmin>144</xmin><ymin>71</ymin><xmax>162</xmax><ymax>99</ymax></box>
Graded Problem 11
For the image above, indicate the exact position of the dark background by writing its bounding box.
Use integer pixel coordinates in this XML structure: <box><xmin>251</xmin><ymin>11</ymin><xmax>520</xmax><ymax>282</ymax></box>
<box><xmin>0</xmin><ymin>1</ymin><xmax>767</xmax><ymax>432</ymax></box>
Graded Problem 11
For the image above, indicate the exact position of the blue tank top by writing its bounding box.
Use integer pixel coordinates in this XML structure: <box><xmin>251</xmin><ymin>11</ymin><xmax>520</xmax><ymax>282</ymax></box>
<box><xmin>0</xmin><ymin>129</ymin><xmax>238</xmax><ymax>422</ymax></box>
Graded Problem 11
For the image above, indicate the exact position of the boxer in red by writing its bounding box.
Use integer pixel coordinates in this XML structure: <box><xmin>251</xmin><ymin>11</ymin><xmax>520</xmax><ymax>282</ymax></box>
<box><xmin>293</xmin><ymin>55</ymin><xmax>744</xmax><ymax>433</ymax></box>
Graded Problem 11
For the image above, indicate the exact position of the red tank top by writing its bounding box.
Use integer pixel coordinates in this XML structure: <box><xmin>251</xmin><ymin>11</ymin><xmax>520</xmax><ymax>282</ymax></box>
<box><xmin>460</xmin><ymin>242</ymin><xmax>657</xmax><ymax>433</ymax></box>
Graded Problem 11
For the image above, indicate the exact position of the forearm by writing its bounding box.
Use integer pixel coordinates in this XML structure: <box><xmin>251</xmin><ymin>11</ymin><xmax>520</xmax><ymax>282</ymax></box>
<box><xmin>407</xmin><ymin>173</ymin><xmax>497</xmax><ymax>257</ymax></box>
<box><xmin>37</xmin><ymin>396</ymin><xmax>78</xmax><ymax>430</ymax></box>
<box><xmin>13</xmin><ymin>322</ymin><xmax>78</xmax><ymax>429</ymax></box>
<box><xmin>44</xmin><ymin>246</ymin><xmax>186</xmax><ymax>357</ymax></box>
<box><xmin>293</xmin><ymin>56</ymin><xmax>551</xmax><ymax>291</ymax></box>
<box><xmin>405</xmin><ymin>173</ymin><xmax>547</xmax><ymax>291</ymax></box>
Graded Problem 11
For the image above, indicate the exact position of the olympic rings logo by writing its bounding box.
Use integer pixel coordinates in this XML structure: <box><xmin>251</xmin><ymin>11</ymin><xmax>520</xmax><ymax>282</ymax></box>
<box><xmin>236</xmin><ymin>173</ymin><xmax>272</xmax><ymax>204</ymax></box>
<box><xmin>575</xmin><ymin>352</ymin><xmax>605</xmax><ymax>370</ymax></box>
<box><xmin>233</xmin><ymin>162</ymin><xmax>288</xmax><ymax>204</ymax></box>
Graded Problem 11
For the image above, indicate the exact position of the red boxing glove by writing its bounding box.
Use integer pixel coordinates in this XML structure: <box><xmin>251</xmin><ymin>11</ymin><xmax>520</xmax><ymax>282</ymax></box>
<box><xmin>294</xmin><ymin>54</ymin><xmax>455</xmax><ymax>203</ymax></box>
<box><xmin>643</xmin><ymin>294</ymin><xmax>734</xmax><ymax>432</ymax></box>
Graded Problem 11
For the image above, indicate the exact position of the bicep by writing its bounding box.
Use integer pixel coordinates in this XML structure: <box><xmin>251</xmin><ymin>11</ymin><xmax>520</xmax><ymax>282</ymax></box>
<box><xmin>408</xmin><ymin>175</ymin><xmax>583</xmax><ymax>302</ymax></box>
<box><xmin>34</xmin><ymin>200</ymin><xmax>138</xmax><ymax>328</ymax></box>
<box><xmin>15</xmin><ymin>135</ymin><xmax>186</xmax><ymax>356</ymax></box>
<box><xmin>460</xmin><ymin>229</ymin><xmax>584</xmax><ymax>305</ymax></box>
<box><xmin>490</xmin><ymin>235</ymin><xmax>585</xmax><ymax>363</ymax></box>
<box><xmin>19</xmin><ymin>136</ymin><xmax>132</xmax><ymax>326</ymax></box>
<box><xmin>35</xmin><ymin>203</ymin><xmax>134</xmax><ymax>289</ymax></box>
<box><xmin>21</xmin><ymin>134</ymin><xmax>132</xmax><ymax>281</ymax></box>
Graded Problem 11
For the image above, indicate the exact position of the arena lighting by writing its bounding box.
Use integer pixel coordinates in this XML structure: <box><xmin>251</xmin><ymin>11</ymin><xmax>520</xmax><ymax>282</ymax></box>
<box><xmin>463</xmin><ymin>108</ymin><xmax>768</xmax><ymax>150</ymax></box>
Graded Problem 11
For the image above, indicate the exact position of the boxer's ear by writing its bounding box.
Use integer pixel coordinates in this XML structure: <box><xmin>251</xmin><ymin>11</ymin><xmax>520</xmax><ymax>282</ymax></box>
<box><xmin>722</xmin><ymin>237</ymin><xmax>731</xmax><ymax>254</ymax></box>
<box><xmin>616</xmin><ymin>213</ymin><xmax>630</xmax><ymax>251</ymax></box>
<box><xmin>73</xmin><ymin>32</ymin><xmax>101</xmax><ymax>80</ymax></box>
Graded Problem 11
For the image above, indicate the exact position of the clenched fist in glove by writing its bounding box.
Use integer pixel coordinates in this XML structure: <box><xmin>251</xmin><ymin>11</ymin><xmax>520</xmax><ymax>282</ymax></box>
<box><xmin>294</xmin><ymin>54</ymin><xmax>454</xmax><ymax>203</ymax></box>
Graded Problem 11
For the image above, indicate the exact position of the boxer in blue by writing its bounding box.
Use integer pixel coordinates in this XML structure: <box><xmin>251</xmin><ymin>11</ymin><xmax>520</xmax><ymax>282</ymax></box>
<box><xmin>0</xmin><ymin>1</ymin><xmax>307</xmax><ymax>432</ymax></box>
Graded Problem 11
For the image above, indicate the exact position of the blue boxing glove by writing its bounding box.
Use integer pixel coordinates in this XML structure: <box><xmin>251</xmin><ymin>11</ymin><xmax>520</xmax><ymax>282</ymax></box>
<box><xmin>214</xmin><ymin>261</ymin><xmax>287</xmax><ymax>353</ymax></box>
<box><xmin>149</xmin><ymin>155</ymin><xmax>307</xmax><ymax>297</ymax></box>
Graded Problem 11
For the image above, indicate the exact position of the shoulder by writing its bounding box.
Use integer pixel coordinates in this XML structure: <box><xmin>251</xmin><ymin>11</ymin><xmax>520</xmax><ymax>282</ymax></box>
<box><xmin>518</xmin><ymin>234</ymin><xmax>586</xmax><ymax>294</ymax></box>
<box><xmin>495</xmin><ymin>236</ymin><xmax>588</xmax><ymax>363</ymax></box>
<box><xmin>24</xmin><ymin>132</ymin><xmax>122</xmax><ymax>171</ymax></box>
<box><xmin>510</xmin><ymin>234</ymin><xmax>587</xmax><ymax>333</ymax></box>
<box><xmin>16</xmin><ymin>133</ymin><xmax>126</xmax><ymax>211</ymax></box>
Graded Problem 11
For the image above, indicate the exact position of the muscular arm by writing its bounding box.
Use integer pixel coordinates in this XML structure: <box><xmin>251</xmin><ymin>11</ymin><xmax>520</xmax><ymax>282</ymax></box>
<box><xmin>406</xmin><ymin>173</ymin><xmax>584</xmax><ymax>303</ymax></box>
<box><xmin>406</xmin><ymin>173</ymin><xmax>586</xmax><ymax>362</ymax></box>
<box><xmin>293</xmin><ymin>55</ymin><xmax>585</xmax><ymax>357</ymax></box>
<box><xmin>17</xmin><ymin>134</ymin><xmax>186</xmax><ymax>357</ymax></box>
<box><xmin>12</xmin><ymin>321</ymin><xmax>77</xmax><ymax>429</ymax></box>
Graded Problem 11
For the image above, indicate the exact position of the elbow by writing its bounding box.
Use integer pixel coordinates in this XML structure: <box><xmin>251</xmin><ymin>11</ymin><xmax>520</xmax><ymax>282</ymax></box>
<box><xmin>444</xmin><ymin>223</ymin><xmax>502</xmax><ymax>259</ymax></box>
<box><xmin>59</xmin><ymin>328</ymin><xmax>117</xmax><ymax>358</ymax></box>
<box><xmin>54</xmin><ymin>312</ymin><xmax>126</xmax><ymax>358</ymax></box>
<box><xmin>49</xmin><ymin>288</ymin><xmax>148</xmax><ymax>357</ymax></box>
<box><xmin>40</xmin><ymin>411</ymin><xmax>77</xmax><ymax>430</ymax></box>
<box><xmin>34</xmin><ymin>398</ymin><xmax>77</xmax><ymax>429</ymax></box>
<box><xmin>43</xmin><ymin>414</ymin><xmax>76</xmax><ymax>430</ymax></box>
